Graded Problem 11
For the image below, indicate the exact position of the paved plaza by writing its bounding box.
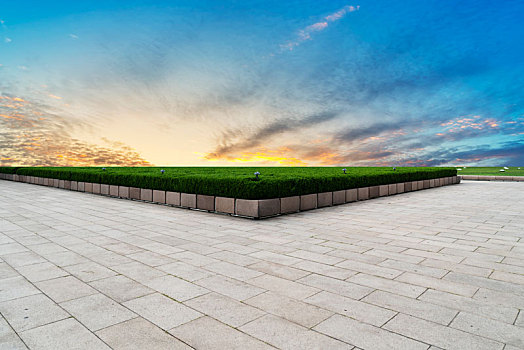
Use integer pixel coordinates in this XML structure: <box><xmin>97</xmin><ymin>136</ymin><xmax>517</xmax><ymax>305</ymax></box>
<box><xmin>1</xmin><ymin>180</ymin><xmax>523</xmax><ymax>349</ymax></box>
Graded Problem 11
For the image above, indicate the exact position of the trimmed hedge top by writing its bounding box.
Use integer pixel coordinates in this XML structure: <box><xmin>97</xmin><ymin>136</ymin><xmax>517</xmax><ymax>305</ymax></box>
<box><xmin>1</xmin><ymin>166</ymin><xmax>456</xmax><ymax>199</ymax></box>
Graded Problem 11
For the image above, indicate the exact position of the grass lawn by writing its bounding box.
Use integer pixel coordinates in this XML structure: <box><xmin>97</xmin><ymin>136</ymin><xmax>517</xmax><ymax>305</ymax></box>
<box><xmin>0</xmin><ymin>166</ymin><xmax>456</xmax><ymax>199</ymax></box>
<box><xmin>456</xmin><ymin>167</ymin><xmax>524</xmax><ymax>176</ymax></box>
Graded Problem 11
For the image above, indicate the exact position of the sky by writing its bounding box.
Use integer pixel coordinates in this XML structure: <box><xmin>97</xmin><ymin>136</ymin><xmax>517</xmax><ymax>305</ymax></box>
<box><xmin>1</xmin><ymin>0</ymin><xmax>523</xmax><ymax>167</ymax></box>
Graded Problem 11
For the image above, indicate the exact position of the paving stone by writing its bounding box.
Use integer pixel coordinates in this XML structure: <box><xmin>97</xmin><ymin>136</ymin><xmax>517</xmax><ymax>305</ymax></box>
<box><xmin>208</xmin><ymin>250</ymin><xmax>260</xmax><ymax>266</ymax></box>
<box><xmin>248</xmin><ymin>274</ymin><xmax>319</xmax><ymax>300</ymax></box>
<box><xmin>0</xmin><ymin>276</ymin><xmax>40</xmax><ymax>303</ymax></box>
<box><xmin>16</xmin><ymin>262</ymin><xmax>69</xmax><ymax>282</ymax></box>
<box><xmin>305</xmin><ymin>291</ymin><xmax>396</xmax><ymax>327</ymax></box>
<box><xmin>123</xmin><ymin>293</ymin><xmax>201</xmax><ymax>330</ymax></box>
<box><xmin>89</xmin><ymin>275</ymin><xmax>154</xmax><ymax>302</ymax></box>
<box><xmin>195</xmin><ymin>275</ymin><xmax>265</xmax><ymax>301</ymax></box>
<box><xmin>97</xmin><ymin>317</ymin><xmax>191</xmax><ymax>350</ymax></box>
<box><xmin>60</xmin><ymin>293</ymin><xmax>136</xmax><ymax>331</ymax></box>
<box><xmin>204</xmin><ymin>261</ymin><xmax>263</xmax><ymax>281</ymax></box>
<box><xmin>0</xmin><ymin>293</ymin><xmax>69</xmax><ymax>332</ymax></box>
<box><xmin>19</xmin><ymin>318</ymin><xmax>110</xmax><ymax>350</ymax></box>
<box><xmin>171</xmin><ymin>316</ymin><xmax>273</xmax><ymax>350</ymax></box>
<box><xmin>0</xmin><ymin>263</ymin><xmax>18</xmax><ymax>280</ymax></box>
<box><xmin>157</xmin><ymin>261</ymin><xmax>213</xmax><ymax>281</ymax></box>
<box><xmin>383</xmin><ymin>313</ymin><xmax>503</xmax><ymax>350</ymax></box>
<box><xmin>111</xmin><ymin>261</ymin><xmax>166</xmax><ymax>283</ymax></box>
<box><xmin>247</xmin><ymin>261</ymin><xmax>310</xmax><ymax>281</ymax></box>
<box><xmin>348</xmin><ymin>273</ymin><xmax>426</xmax><ymax>298</ymax></box>
<box><xmin>297</xmin><ymin>274</ymin><xmax>373</xmax><ymax>300</ymax></box>
<box><xmin>1</xmin><ymin>251</ymin><xmax>46</xmax><ymax>267</ymax></box>
<box><xmin>63</xmin><ymin>261</ymin><xmax>117</xmax><ymax>282</ymax></box>
<box><xmin>144</xmin><ymin>275</ymin><xmax>209</xmax><ymax>301</ymax></box>
<box><xmin>314</xmin><ymin>314</ymin><xmax>427</xmax><ymax>350</ymax></box>
<box><xmin>170</xmin><ymin>250</ymin><xmax>220</xmax><ymax>267</ymax></box>
<box><xmin>450</xmin><ymin>312</ymin><xmax>524</xmax><ymax>347</ymax></box>
<box><xmin>240</xmin><ymin>314</ymin><xmax>352</xmax><ymax>349</ymax></box>
<box><xmin>184</xmin><ymin>292</ymin><xmax>265</xmax><ymax>327</ymax></box>
<box><xmin>127</xmin><ymin>251</ymin><xmax>175</xmax><ymax>267</ymax></box>
<box><xmin>362</xmin><ymin>290</ymin><xmax>458</xmax><ymax>325</ymax></box>
<box><xmin>0</xmin><ymin>315</ymin><xmax>27</xmax><ymax>350</ymax></box>
<box><xmin>246</xmin><ymin>291</ymin><xmax>333</xmax><ymax>328</ymax></box>
<box><xmin>396</xmin><ymin>272</ymin><xmax>478</xmax><ymax>297</ymax></box>
<box><xmin>35</xmin><ymin>276</ymin><xmax>98</xmax><ymax>303</ymax></box>
<box><xmin>419</xmin><ymin>289</ymin><xmax>518</xmax><ymax>324</ymax></box>
<box><xmin>293</xmin><ymin>260</ymin><xmax>356</xmax><ymax>279</ymax></box>
<box><xmin>336</xmin><ymin>259</ymin><xmax>403</xmax><ymax>279</ymax></box>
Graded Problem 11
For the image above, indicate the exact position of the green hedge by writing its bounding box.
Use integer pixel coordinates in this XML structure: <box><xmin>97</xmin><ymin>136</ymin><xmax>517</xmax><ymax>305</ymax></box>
<box><xmin>1</xmin><ymin>167</ymin><xmax>456</xmax><ymax>199</ymax></box>
<box><xmin>0</xmin><ymin>166</ymin><xmax>20</xmax><ymax>174</ymax></box>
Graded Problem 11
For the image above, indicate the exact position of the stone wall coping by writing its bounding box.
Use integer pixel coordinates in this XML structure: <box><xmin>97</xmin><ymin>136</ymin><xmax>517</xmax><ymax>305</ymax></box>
<box><xmin>1</xmin><ymin>175</ymin><xmax>463</xmax><ymax>219</ymax></box>
<box><xmin>461</xmin><ymin>175</ymin><xmax>524</xmax><ymax>182</ymax></box>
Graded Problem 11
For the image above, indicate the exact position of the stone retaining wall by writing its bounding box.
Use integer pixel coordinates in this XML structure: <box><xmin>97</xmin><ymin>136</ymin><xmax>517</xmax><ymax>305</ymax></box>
<box><xmin>0</xmin><ymin>173</ymin><xmax>461</xmax><ymax>219</ymax></box>
<box><xmin>461</xmin><ymin>175</ymin><xmax>524</xmax><ymax>182</ymax></box>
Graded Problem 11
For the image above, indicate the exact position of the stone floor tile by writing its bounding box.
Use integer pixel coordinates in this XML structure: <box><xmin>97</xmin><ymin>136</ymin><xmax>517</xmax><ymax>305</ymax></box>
<box><xmin>293</xmin><ymin>260</ymin><xmax>356</xmax><ymax>280</ymax></box>
<box><xmin>336</xmin><ymin>260</ymin><xmax>403</xmax><ymax>279</ymax></box>
<box><xmin>157</xmin><ymin>261</ymin><xmax>214</xmax><ymax>281</ymax></box>
<box><xmin>444</xmin><ymin>271</ymin><xmax>523</xmax><ymax>295</ymax></box>
<box><xmin>248</xmin><ymin>274</ymin><xmax>319</xmax><ymax>300</ymax></box>
<box><xmin>96</xmin><ymin>317</ymin><xmax>192</xmax><ymax>350</ymax></box>
<box><xmin>383</xmin><ymin>313</ymin><xmax>503</xmax><ymax>350</ymax></box>
<box><xmin>247</xmin><ymin>261</ymin><xmax>310</xmax><ymax>281</ymax></box>
<box><xmin>0</xmin><ymin>294</ymin><xmax>69</xmax><ymax>332</ymax></box>
<box><xmin>195</xmin><ymin>275</ymin><xmax>265</xmax><ymax>301</ymax></box>
<box><xmin>489</xmin><ymin>270</ymin><xmax>524</xmax><ymax>285</ymax></box>
<box><xmin>123</xmin><ymin>293</ymin><xmax>201</xmax><ymax>330</ymax></box>
<box><xmin>348</xmin><ymin>273</ymin><xmax>426</xmax><ymax>298</ymax></box>
<box><xmin>170</xmin><ymin>316</ymin><xmax>273</xmax><ymax>350</ymax></box>
<box><xmin>287</xmin><ymin>249</ymin><xmax>344</xmax><ymax>265</ymax></box>
<box><xmin>249</xmin><ymin>250</ymin><xmax>303</xmax><ymax>266</ymax></box>
<box><xmin>59</xmin><ymin>293</ymin><xmax>136</xmax><ymax>331</ymax></box>
<box><xmin>15</xmin><ymin>262</ymin><xmax>69</xmax><ymax>282</ymax></box>
<box><xmin>297</xmin><ymin>274</ymin><xmax>374</xmax><ymax>299</ymax></box>
<box><xmin>126</xmin><ymin>251</ymin><xmax>175</xmax><ymax>267</ymax></box>
<box><xmin>89</xmin><ymin>275</ymin><xmax>154</xmax><ymax>302</ymax></box>
<box><xmin>0</xmin><ymin>315</ymin><xmax>28</xmax><ymax>350</ymax></box>
<box><xmin>144</xmin><ymin>275</ymin><xmax>208</xmax><ymax>301</ymax></box>
<box><xmin>208</xmin><ymin>250</ymin><xmax>261</xmax><ymax>266</ymax></box>
<box><xmin>246</xmin><ymin>291</ymin><xmax>333</xmax><ymax>328</ymax></box>
<box><xmin>418</xmin><ymin>289</ymin><xmax>518</xmax><ymax>323</ymax></box>
<box><xmin>396</xmin><ymin>272</ymin><xmax>478</xmax><ymax>297</ymax></box>
<box><xmin>362</xmin><ymin>290</ymin><xmax>458</xmax><ymax>325</ymax></box>
<box><xmin>35</xmin><ymin>276</ymin><xmax>98</xmax><ymax>303</ymax></box>
<box><xmin>240</xmin><ymin>314</ymin><xmax>352</xmax><ymax>349</ymax></box>
<box><xmin>170</xmin><ymin>250</ymin><xmax>220</xmax><ymax>267</ymax></box>
<box><xmin>0</xmin><ymin>262</ymin><xmax>19</xmax><ymax>280</ymax></box>
<box><xmin>314</xmin><ymin>314</ymin><xmax>428</xmax><ymax>350</ymax></box>
<box><xmin>63</xmin><ymin>261</ymin><xmax>117</xmax><ymax>282</ymax></box>
<box><xmin>40</xmin><ymin>250</ymin><xmax>90</xmax><ymax>267</ymax></box>
<box><xmin>450</xmin><ymin>312</ymin><xmax>524</xmax><ymax>347</ymax></box>
<box><xmin>0</xmin><ymin>276</ymin><xmax>40</xmax><ymax>303</ymax></box>
<box><xmin>378</xmin><ymin>259</ymin><xmax>448</xmax><ymax>279</ymax></box>
<box><xmin>305</xmin><ymin>291</ymin><xmax>396</xmax><ymax>327</ymax></box>
<box><xmin>184</xmin><ymin>292</ymin><xmax>265</xmax><ymax>327</ymax></box>
<box><xmin>19</xmin><ymin>318</ymin><xmax>111</xmax><ymax>350</ymax></box>
<box><xmin>204</xmin><ymin>261</ymin><xmax>263</xmax><ymax>281</ymax></box>
<box><xmin>1</xmin><ymin>251</ymin><xmax>46</xmax><ymax>267</ymax></box>
<box><xmin>473</xmin><ymin>288</ymin><xmax>524</xmax><ymax>309</ymax></box>
<box><xmin>111</xmin><ymin>261</ymin><xmax>166</xmax><ymax>283</ymax></box>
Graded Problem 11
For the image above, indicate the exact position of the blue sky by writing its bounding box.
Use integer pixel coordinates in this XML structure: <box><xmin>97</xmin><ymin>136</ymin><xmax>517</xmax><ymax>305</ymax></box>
<box><xmin>1</xmin><ymin>0</ymin><xmax>523</xmax><ymax>166</ymax></box>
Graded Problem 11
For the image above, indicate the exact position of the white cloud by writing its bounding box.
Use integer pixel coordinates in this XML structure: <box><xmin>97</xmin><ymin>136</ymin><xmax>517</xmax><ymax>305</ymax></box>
<box><xmin>69</xmin><ymin>34</ymin><xmax>79</xmax><ymax>40</ymax></box>
<box><xmin>5</xmin><ymin>37</ymin><xmax>12</xmax><ymax>43</ymax></box>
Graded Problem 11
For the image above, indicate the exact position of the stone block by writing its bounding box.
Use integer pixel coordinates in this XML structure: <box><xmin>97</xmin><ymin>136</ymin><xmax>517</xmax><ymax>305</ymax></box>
<box><xmin>92</xmin><ymin>183</ymin><xmax>101</xmax><ymax>194</ymax></box>
<box><xmin>280</xmin><ymin>196</ymin><xmax>300</xmax><ymax>213</ymax></box>
<box><xmin>235</xmin><ymin>199</ymin><xmax>259</xmax><ymax>217</ymax></box>
<box><xmin>71</xmin><ymin>181</ymin><xmax>78</xmax><ymax>191</ymax></box>
<box><xmin>140</xmin><ymin>189</ymin><xmax>153</xmax><ymax>201</ymax></box>
<box><xmin>259</xmin><ymin>199</ymin><xmax>280</xmax><ymax>217</ymax></box>
<box><xmin>216</xmin><ymin>197</ymin><xmax>235</xmax><ymax>214</ymax></box>
<box><xmin>59</xmin><ymin>180</ymin><xmax>65</xmax><ymax>189</ymax></box>
<box><xmin>38</xmin><ymin>177</ymin><xmax>44</xmax><ymax>185</ymax></box>
<box><xmin>396</xmin><ymin>183</ymin><xmax>405</xmax><ymax>193</ymax></box>
<box><xmin>85</xmin><ymin>183</ymin><xmax>93</xmax><ymax>193</ymax></box>
<box><xmin>388</xmin><ymin>184</ymin><xmax>397</xmax><ymax>195</ymax></box>
<box><xmin>317</xmin><ymin>192</ymin><xmax>333</xmax><ymax>208</ymax></box>
<box><xmin>369</xmin><ymin>186</ymin><xmax>380</xmax><ymax>199</ymax></box>
<box><xmin>129</xmin><ymin>187</ymin><xmax>141</xmax><ymax>200</ymax></box>
<box><xmin>153</xmin><ymin>190</ymin><xmax>166</xmax><ymax>204</ymax></box>
<box><xmin>379</xmin><ymin>185</ymin><xmax>389</xmax><ymax>197</ymax></box>
<box><xmin>119</xmin><ymin>186</ymin><xmax>130</xmax><ymax>198</ymax></box>
<box><xmin>513</xmin><ymin>176</ymin><xmax>524</xmax><ymax>182</ymax></box>
<box><xmin>345</xmin><ymin>189</ymin><xmax>358</xmax><ymax>202</ymax></box>
<box><xmin>478</xmin><ymin>176</ymin><xmax>491</xmax><ymax>181</ymax></box>
<box><xmin>333</xmin><ymin>190</ymin><xmax>345</xmax><ymax>205</ymax></box>
<box><xmin>197</xmin><ymin>194</ymin><xmax>215</xmax><ymax>211</ymax></box>
<box><xmin>109</xmin><ymin>185</ymin><xmax>119</xmax><ymax>197</ymax></box>
<box><xmin>13</xmin><ymin>175</ymin><xmax>19</xmax><ymax>181</ymax></box>
<box><xmin>417</xmin><ymin>180</ymin><xmax>424</xmax><ymax>190</ymax></box>
<box><xmin>101</xmin><ymin>184</ymin><xmax>109</xmax><ymax>195</ymax></box>
<box><xmin>166</xmin><ymin>191</ymin><xmax>181</xmax><ymax>206</ymax></box>
<box><xmin>429</xmin><ymin>179</ymin><xmax>435</xmax><ymax>188</ymax></box>
<box><xmin>412</xmin><ymin>181</ymin><xmax>419</xmax><ymax>191</ymax></box>
<box><xmin>300</xmin><ymin>194</ymin><xmax>317</xmax><ymax>211</ymax></box>
<box><xmin>181</xmin><ymin>193</ymin><xmax>197</xmax><ymax>208</ymax></box>
<box><xmin>357</xmin><ymin>187</ymin><xmax>369</xmax><ymax>200</ymax></box>
<box><xmin>77</xmin><ymin>182</ymin><xmax>85</xmax><ymax>191</ymax></box>
<box><xmin>404</xmin><ymin>182</ymin><xmax>412</xmax><ymax>192</ymax></box>
<box><xmin>423</xmin><ymin>180</ymin><xmax>430</xmax><ymax>189</ymax></box>
<box><xmin>455</xmin><ymin>176</ymin><xmax>461</xmax><ymax>184</ymax></box>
